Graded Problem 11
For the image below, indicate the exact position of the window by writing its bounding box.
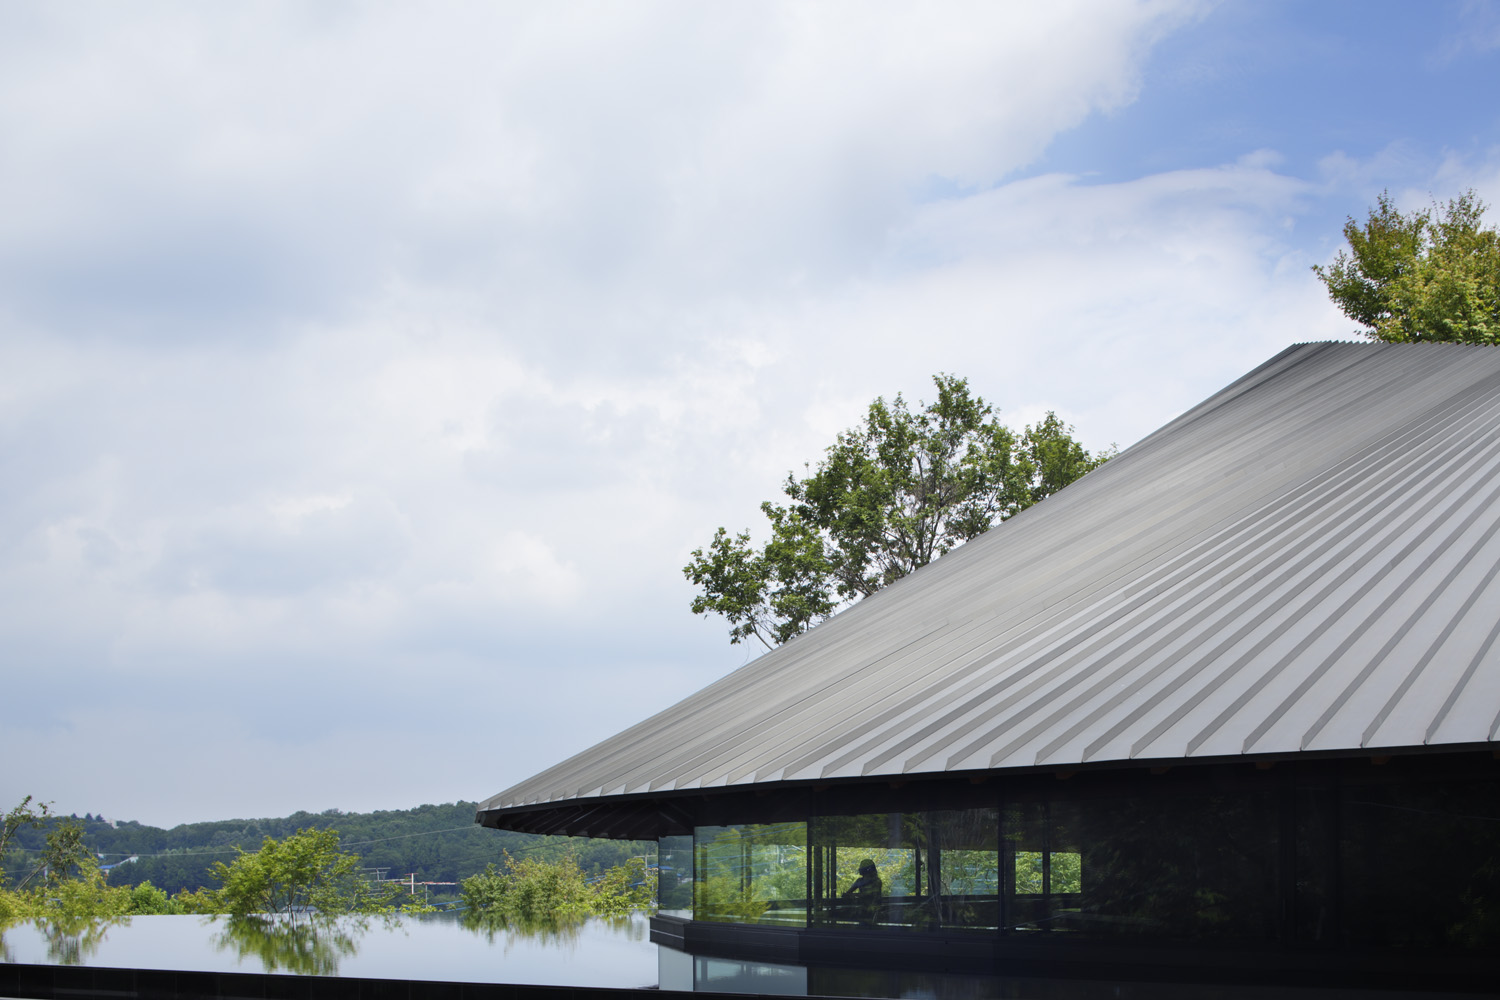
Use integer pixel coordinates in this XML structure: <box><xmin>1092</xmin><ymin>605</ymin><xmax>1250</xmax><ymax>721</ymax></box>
<box><xmin>693</xmin><ymin>822</ymin><xmax>807</xmax><ymax>926</ymax></box>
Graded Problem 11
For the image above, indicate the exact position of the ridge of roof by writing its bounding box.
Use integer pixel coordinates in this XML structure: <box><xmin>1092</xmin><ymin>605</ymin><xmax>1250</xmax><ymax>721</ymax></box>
<box><xmin>481</xmin><ymin>343</ymin><xmax>1500</xmax><ymax>821</ymax></box>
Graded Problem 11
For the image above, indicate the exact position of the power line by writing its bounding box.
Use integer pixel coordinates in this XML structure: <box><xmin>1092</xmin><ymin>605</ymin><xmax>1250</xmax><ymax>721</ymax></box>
<box><xmin>340</xmin><ymin>825</ymin><xmax>478</xmax><ymax>847</ymax></box>
<box><xmin>81</xmin><ymin>823</ymin><xmax>495</xmax><ymax>858</ymax></box>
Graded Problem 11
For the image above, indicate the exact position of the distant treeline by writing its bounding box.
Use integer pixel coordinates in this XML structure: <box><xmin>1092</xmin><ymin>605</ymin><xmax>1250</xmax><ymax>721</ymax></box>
<box><xmin>2</xmin><ymin>802</ymin><xmax>652</xmax><ymax>896</ymax></box>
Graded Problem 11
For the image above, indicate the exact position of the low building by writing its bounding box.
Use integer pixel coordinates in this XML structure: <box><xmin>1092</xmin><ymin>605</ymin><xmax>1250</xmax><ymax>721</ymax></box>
<box><xmin>478</xmin><ymin>343</ymin><xmax>1500</xmax><ymax>990</ymax></box>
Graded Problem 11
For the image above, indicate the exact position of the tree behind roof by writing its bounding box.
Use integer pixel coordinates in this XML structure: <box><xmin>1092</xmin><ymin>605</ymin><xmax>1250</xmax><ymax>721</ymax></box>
<box><xmin>1314</xmin><ymin>190</ymin><xmax>1500</xmax><ymax>344</ymax></box>
<box><xmin>685</xmin><ymin>374</ymin><xmax>1112</xmax><ymax>649</ymax></box>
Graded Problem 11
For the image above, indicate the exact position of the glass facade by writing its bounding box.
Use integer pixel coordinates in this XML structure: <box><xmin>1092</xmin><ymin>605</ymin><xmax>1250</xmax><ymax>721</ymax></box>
<box><xmin>658</xmin><ymin>834</ymin><xmax>694</xmax><ymax>918</ymax></box>
<box><xmin>807</xmin><ymin>809</ymin><xmax>999</xmax><ymax>931</ymax></box>
<box><xmin>1337</xmin><ymin>775</ymin><xmax>1500</xmax><ymax>950</ymax></box>
<box><xmin>659</xmin><ymin>757</ymin><xmax>1500</xmax><ymax>955</ymax></box>
<box><xmin>693</xmin><ymin>822</ymin><xmax>808</xmax><ymax>926</ymax></box>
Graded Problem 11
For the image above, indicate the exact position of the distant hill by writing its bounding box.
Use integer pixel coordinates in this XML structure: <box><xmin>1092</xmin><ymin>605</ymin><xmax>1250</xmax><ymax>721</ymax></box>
<box><xmin>2</xmin><ymin>802</ymin><xmax>653</xmax><ymax>896</ymax></box>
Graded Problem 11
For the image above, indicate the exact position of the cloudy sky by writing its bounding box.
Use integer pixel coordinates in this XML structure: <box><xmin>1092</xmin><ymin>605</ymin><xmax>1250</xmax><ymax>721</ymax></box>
<box><xmin>3</xmin><ymin>1</ymin><xmax>1499</xmax><ymax>828</ymax></box>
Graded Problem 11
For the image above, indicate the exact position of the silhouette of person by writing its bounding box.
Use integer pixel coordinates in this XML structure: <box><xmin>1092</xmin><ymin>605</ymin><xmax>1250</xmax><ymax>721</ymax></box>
<box><xmin>841</xmin><ymin>858</ymin><xmax>882</xmax><ymax>925</ymax></box>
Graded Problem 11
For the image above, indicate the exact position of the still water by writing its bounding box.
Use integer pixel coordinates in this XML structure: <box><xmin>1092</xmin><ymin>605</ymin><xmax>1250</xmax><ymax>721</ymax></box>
<box><xmin>4</xmin><ymin>915</ymin><xmax>1495</xmax><ymax>998</ymax></box>
<box><xmin>0</xmin><ymin>912</ymin><xmax>657</xmax><ymax>988</ymax></box>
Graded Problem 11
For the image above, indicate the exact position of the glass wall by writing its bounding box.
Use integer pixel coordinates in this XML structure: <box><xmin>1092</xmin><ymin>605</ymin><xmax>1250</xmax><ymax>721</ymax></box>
<box><xmin>1002</xmin><ymin>799</ymin><xmax>1081</xmax><ymax>932</ymax></box>
<box><xmin>697</xmin><ymin>794</ymin><xmax>1278</xmax><ymax>940</ymax></box>
<box><xmin>694</xmin><ymin>822</ymin><xmax>807</xmax><ymax>926</ymax></box>
<box><xmin>807</xmin><ymin>810</ymin><xmax>998</xmax><ymax>931</ymax></box>
<box><xmin>927</xmin><ymin>808</ymin><xmax>1000</xmax><ymax>930</ymax></box>
<box><xmin>675</xmin><ymin>757</ymin><xmax>1499</xmax><ymax>955</ymax></box>
<box><xmin>1338</xmin><ymin>775</ymin><xmax>1500</xmax><ymax>951</ymax></box>
<box><xmin>1025</xmin><ymin>790</ymin><xmax>1279</xmax><ymax>941</ymax></box>
<box><xmin>658</xmin><ymin>835</ymin><xmax>694</xmax><ymax>918</ymax></box>
<box><xmin>809</xmin><ymin>813</ymin><xmax>922</xmax><ymax>929</ymax></box>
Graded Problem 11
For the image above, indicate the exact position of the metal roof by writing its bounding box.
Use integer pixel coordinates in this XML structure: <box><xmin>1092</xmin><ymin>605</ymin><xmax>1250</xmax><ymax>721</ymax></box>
<box><xmin>479</xmin><ymin>343</ymin><xmax>1500</xmax><ymax>831</ymax></box>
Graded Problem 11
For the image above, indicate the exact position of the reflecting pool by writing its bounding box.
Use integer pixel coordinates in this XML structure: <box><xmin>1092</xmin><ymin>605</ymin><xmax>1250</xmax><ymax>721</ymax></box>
<box><xmin>0</xmin><ymin>912</ymin><xmax>656</xmax><ymax>989</ymax></box>
<box><xmin>3</xmin><ymin>914</ymin><xmax>1493</xmax><ymax>998</ymax></box>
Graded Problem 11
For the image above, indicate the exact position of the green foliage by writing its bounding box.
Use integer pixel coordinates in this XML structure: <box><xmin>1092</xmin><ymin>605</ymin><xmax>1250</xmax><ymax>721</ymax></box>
<box><xmin>0</xmin><ymin>803</ymin><xmax>147</xmax><ymax>922</ymax></box>
<box><xmin>1314</xmin><ymin>189</ymin><xmax>1500</xmax><ymax>343</ymax></box>
<box><xmin>169</xmin><ymin>887</ymin><xmax>223</xmax><ymax>914</ymax></box>
<box><xmin>694</xmin><ymin>874</ymin><xmax>770</xmax><ymax>923</ymax></box>
<box><xmin>1</xmin><ymin>798</ymin><xmax>501</xmax><ymax>925</ymax></box>
<box><xmin>16</xmin><ymin>821</ymin><xmax>93</xmax><ymax>890</ymax></box>
<box><xmin>460</xmin><ymin>853</ymin><xmax>654</xmax><ymax>930</ymax></box>
<box><xmin>212</xmin><ymin>828</ymin><xmax>412</xmax><ymax>916</ymax></box>
<box><xmin>0</xmin><ymin>865</ymin><xmax>135</xmax><ymax>923</ymax></box>
<box><xmin>1</xmin><ymin>796</ymin><xmax>51</xmax><ymax>889</ymax></box>
<box><xmin>5</xmin><ymin>798</ymin><xmax>653</xmax><ymax>907</ymax></box>
<box><xmin>692</xmin><ymin>824</ymin><xmax>807</xmax><ymax>926</ymax></box>
<box><xmin>590</xmin><ymin>857</ymin><xmax>655</xmax><ymax>918</ymax></box>
<box><xmin>686</xmin><ymin>374</ymin><xmax>1111</xmax><ymax>647</ymax></box>
<box><xmin>127</xmin><ymin>881</ymin><xmax>174</xmax><ymax>914</ymax></box>
<box><xmin>65</xmin><ymin>801</ymin><xmax>652</xmax><ymax>896</ymax></box>
<box><xmin>37</xmin><ymin>865</ymin><xmax>133</xmax><ymax>919</ymax></box>
<box><xmin>1014</xmin><ymin>851</ymin><xmax>1080</xmax><ymax>895</ymax></box>
<box><xmin>683</xmin><ymin>517</ymin><xmax>837</xmax><ymax>649</ymax></box>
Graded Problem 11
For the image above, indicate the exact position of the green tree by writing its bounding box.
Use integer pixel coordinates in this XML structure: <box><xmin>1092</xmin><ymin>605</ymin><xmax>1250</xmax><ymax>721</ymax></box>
<box><xmin>459</xmin><ymin>853</ymin><xmax>655</xmax><ymax>929</ymax></box>
<box><xmin>25</xmin><ymin>821</ymin><xmax>93</xmax><ymax>889</ymax></box>
<box><xmin>685</xmin><ymin>375</ymin><xmax>1111</xmax><ymax>648</ymax></box>
<box><xmin>212</xmin><ymin>828</ymin><xmax>404</xmax><ymax>916</ymax></box>
<box><xmin>460</xmin><ymin>852</ymin><xmax>593</xmax><ymax>928</ymax></box>
<box><xmin>126</xmin><ymin>881</ymin><xmax>174</xmax><ymax>914</ymax></box>
<box><xmin>589</xmin><ymin>857</ymin><xmax>655</xmax><ymax>917</ymax></box>
<box><xmin>1</xmin><ymin>797</ymin><xmax>49</xmax><ymax>888</ymax></box>
<box><xmin>1314</xmin><ymin>189</ymin><xmax>1500</xmax><ymax>343</ymax></box>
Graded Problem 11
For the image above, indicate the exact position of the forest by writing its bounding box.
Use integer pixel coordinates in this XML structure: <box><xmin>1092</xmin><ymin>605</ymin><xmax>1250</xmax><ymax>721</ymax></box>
<box><xmin>1</xmin><ymin>801</ymin><xmax>652</xmax><ymax>898</ymax></box>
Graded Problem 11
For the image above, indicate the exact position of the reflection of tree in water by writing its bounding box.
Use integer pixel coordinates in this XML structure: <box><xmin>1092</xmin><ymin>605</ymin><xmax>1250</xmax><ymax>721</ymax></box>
<box><xmin>213</xmin><ymin>915</ymin><xmax>366</xmax><ymax>976</ymax></box>
<box><xmin>31</xmin><ymin>915</ymin><xmax>126</xmax><ymax>966</ymax></box>
<box><xmin>459</xmin><ymin>910</ymin><xmax>644</xmax><ymax>958</ymax></box>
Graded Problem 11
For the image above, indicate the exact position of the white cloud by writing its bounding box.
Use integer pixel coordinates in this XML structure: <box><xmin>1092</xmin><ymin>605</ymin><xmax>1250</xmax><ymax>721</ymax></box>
<box><xmin>0</xmin><ymin>0</ymin><xmax>1402</xmax><ymax>827</ymax></box>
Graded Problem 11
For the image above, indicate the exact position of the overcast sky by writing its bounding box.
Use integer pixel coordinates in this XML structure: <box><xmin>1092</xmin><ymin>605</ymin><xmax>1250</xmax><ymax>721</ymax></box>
<box><xmin>3</xmin><ymin>1</ymin><xmax>1499</xmax><ymax>829</ymax></box>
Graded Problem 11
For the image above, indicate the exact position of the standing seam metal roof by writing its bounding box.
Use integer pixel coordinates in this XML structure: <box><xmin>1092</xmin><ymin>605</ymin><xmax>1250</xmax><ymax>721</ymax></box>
<box><xmin>480</xmin><ymin>343</ymin><xmax>1500</xmax><ymax>822</ymax></box>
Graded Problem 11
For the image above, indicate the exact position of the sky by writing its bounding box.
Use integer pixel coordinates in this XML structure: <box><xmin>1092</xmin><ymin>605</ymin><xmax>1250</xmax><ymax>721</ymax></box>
<box><xmin>2</xmin><ymin>1</ymin><xmax>1499</xmax><ymax>829</ymax></box>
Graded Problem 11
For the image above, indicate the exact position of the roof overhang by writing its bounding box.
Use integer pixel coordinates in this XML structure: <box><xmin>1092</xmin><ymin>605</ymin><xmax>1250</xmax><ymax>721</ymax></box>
<box><xmin>479</xmin><ymin>344</ymin><xmax>1500</xmax><ymax>840</ymax></box>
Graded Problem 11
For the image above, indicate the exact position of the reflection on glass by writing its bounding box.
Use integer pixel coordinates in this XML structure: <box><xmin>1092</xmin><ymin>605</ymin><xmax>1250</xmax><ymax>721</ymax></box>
<box><xmin>1074</xmin><ymin>791</ymin><xmax>1279</xmax><ymax>941</ymax></box>
<box><xmin>810</xmin><ymin>813</ymin><xmax>926</xmax><ymax>930</ymax></box>
<box><xmin>1339</xmin><ymin>777</ymin><xmax>1500</xmax><ymax>951</ymax></box>
<box><xmin>694</xmin><ymin>822</ymin><xmax>807</xmax><ymax>926</ymax></box>
<box><xmin>695</xmin><ymin>956</ymin><xmax>808</xmax><ymax>996</ymax></box>
<box><xmin>1001</xmin><ymin>790</ymin><xmax>1284</xmax><ymax>940</ymax></box>
<box><xmin>810</xmin><ymin>810</ymin><xmax>1000</xmax><ymax>932</ymax></box>
<box><xmin>1013</xmin><ymin>852</ymin><xmax>1080</xmax><ymax>895</ymax></box>
<box><xmin>658</xmin><ymin>835</ymin><xmax>694</xmax><ymax>917</ymax></box>
<box><xmin>929</xmin><ymin>808</ymin><xmax>999</xmax><ymax>931</ymax></box>
<box><xmin>1295</xmin><ymin>783</ymin><xmax>1336</xmax><ymax>945</ymax></box>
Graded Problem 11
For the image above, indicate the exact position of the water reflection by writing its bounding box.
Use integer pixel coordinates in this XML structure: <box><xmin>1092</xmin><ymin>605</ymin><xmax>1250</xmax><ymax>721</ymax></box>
<box><xmin>212</xmin><ymin>915</ymin><xmax>367</xmax><ymax>977</ymax></box>
<box><xmin>0</xmin><ymin>915</ymin><xmax>125</xmax><ymax>967</ymax></box>
<box><xmin>3</xmin><ymin>912</ymin><xmax>1474</xmax><ymax>998</ymax></box>
<box><xmin>0</xmin><ymin>911</ymin><xmax>659</xmax><ymax>989</ymax></box>
<box><xmin>0</xmin><ymin>908</ymin><xmax>646</xmax><ymax>977</ymax></box>
<box><xmin>461</xmin><ymin>909</ymin><xmax>647</xmax><ymax>953</ymax></box>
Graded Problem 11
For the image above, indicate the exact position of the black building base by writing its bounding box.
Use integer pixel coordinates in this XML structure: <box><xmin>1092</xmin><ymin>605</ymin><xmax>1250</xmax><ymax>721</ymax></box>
<box><xmin>652</xmin><ymin>915</ymin><xmax>1500</xmax><ymax>996</ymax></box>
